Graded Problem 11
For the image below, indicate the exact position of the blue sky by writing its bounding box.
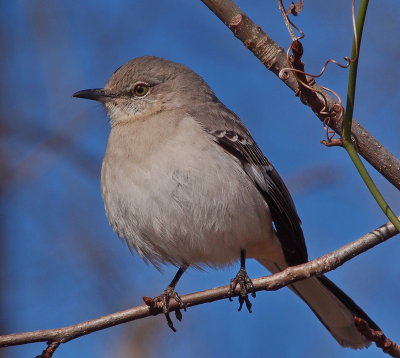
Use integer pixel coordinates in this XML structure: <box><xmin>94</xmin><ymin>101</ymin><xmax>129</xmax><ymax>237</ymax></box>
<box><xmin>1</xmin><ymin>1</ymin><xmax>399</xmax><ymax>358</ymax></box>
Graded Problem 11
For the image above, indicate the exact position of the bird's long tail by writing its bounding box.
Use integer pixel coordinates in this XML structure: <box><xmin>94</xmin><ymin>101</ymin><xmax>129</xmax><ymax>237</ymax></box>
<box><xmin>257</xmin><ymin>257</ymin><xmax>380</xmax><ymax>348</ymax></box>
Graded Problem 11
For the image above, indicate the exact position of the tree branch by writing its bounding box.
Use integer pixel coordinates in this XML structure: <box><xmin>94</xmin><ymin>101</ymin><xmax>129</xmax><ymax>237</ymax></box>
<box><xmin>200</xmin><ymin>0</ymin><xmax>400</xmax><ymax>190</ymax></box>
<box><xmin>1</xmin><ymin>218</ymin><xmax>398</xmax><ymax>356</ymax></box>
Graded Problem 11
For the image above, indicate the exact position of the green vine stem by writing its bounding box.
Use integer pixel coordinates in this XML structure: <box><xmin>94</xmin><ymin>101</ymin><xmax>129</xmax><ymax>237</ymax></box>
<box><xmin>343</xmin><ymin>0</ymin><xmax>400</xmax><ymax>231</ymax></box>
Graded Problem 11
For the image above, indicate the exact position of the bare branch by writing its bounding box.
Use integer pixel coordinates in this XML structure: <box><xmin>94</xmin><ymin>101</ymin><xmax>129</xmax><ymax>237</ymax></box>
<box><xmin>1</xmin><ymin>218</ymin><xmax>398</xmax><ymax>355</ymax></box>
<box><xmin>355</xmin><ymin>318</ymin><xmax>400</xmax><ymax>358</ymax></box>
<box><xmin>36</xmin><ymin>341</ymin><xmax>60</xmax><ymax>358</ymax></box>
<box><xmin>200</xmin><ymin>0</ymin><xmax>400</xmax><ymax>190</ymax></box>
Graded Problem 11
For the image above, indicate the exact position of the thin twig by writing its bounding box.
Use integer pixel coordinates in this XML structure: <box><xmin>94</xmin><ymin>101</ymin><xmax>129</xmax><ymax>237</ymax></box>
<box><xmin>35</xmin><ymin>341</ymin><xmax>61</xmax><ymax>358</ymax></box>
<box><xmin>355</xmin><ymin>318</ymin><xmax>400</xmax><ymax>357</ymax></box>
<box><xmin>1</xmin><ymin>218</ymin><xmax>398</xmax><ymax>353</ymax></box>
<box><xmin>340</xmin><ymin>0</ymin><xmax>400</xmax><ymax>231</ymax></box>
<box><xmin>277</xmin><ymin>0</ymin><xmax>300</xmax><ymax>41</ymax></box>
<box><xmin>343</xmin><ymin>0</ymin><xmax>366</xmax><ymax>139</ymax></box>
<box><xmin>200</xmin><ymin>0</ymin><xmax>400</xmax><ymax>190</ymax></box>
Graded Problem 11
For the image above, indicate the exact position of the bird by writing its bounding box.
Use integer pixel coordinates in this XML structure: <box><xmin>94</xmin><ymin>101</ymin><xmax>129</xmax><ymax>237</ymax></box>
<box><xmin>73</xmin><ymin>55</ymin><xmax>379</xmax><ymax>348</ymax></box>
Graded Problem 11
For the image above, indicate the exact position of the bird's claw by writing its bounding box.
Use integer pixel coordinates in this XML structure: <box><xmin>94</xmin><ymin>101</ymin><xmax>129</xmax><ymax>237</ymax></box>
<box><xmin>153</xmin><ymin>286</ymin><xmax>186</xmax><ymax>332</ymax></box>
<box><xmin>228</xmin><ymin>267</ymin><xmax>256</xmax><ymax>313</ymax></box>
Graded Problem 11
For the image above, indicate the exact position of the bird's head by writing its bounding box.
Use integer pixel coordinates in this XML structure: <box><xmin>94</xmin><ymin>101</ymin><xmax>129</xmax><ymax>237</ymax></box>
<box><xmin>73</xmin><ymin>56</ymin><xmax>215</xmax><ymax>126</ymax></box>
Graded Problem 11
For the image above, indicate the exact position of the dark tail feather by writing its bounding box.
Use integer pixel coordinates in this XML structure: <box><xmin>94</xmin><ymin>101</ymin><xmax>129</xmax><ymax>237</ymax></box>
<box><xmin>257</xmin><ymin>257</ymin><xmax>379</xmax><ymax>348</ymax></box>
<box><xmin>289</xmin><ymin>274</ymin><xmax>379</xmax><ymax>348</ymax></box>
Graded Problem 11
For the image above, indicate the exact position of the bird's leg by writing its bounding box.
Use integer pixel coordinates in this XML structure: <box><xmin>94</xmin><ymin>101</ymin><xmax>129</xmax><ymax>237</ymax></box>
<box><xmin>228</xmin><ymin>249</ymin><xmax>256</xmax><ymax>313</ymax></box>
<box><xmin>153</xmin><ymin>265</ymin><xmax>187</xmax><ymax>332</ymax></box>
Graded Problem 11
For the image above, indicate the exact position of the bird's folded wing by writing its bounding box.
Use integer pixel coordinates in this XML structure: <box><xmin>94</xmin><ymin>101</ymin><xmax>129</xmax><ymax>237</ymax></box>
<box><xmin>190</xmin><ymin>101</ymin><xmax>308</xmax><ymax>266</ymax></box>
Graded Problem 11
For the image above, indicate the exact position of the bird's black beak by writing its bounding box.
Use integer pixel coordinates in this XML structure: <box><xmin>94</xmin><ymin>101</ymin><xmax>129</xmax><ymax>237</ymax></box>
<box><xmin>73</xmin><ymin>88</ymin><xmax>114</xmax><ymax>102</ymax></box>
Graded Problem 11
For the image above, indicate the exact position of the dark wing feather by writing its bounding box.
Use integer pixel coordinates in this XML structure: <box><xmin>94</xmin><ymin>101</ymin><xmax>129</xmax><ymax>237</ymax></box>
<box><xmin>190</xmin><ymin>102</ymin><xmax>308</xmax><ymax>266</ymax></box>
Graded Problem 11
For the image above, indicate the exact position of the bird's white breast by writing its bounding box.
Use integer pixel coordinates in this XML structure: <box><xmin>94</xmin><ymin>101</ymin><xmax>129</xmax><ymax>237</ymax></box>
<box><xmin>101</xmin><ymin>111</ymin><xmax>275</xmax><ymax>268</ymax></box>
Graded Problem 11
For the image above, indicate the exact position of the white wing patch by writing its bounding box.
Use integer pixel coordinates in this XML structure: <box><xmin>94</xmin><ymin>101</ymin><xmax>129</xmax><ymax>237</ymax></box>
<box><xmin>210</xmin><ymin>129</ymin><xmax>253</xmax><ymax>146</ymax></box>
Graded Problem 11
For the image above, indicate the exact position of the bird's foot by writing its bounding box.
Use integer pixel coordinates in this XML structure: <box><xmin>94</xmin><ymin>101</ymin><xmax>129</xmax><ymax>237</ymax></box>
<box><xmin>151</xmin><ymin>286</ymin><xmax>186</xmax><ymax>332</ymax></box>
<box><xmin>228</xmin><ymin>267</ymin><xmax>256</xmax><ymax>313</ymax></box>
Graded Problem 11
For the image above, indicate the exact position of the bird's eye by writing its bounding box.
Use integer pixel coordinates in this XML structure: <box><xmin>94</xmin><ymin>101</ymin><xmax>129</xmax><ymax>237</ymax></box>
<box><xmin>132</xmin><ymin>83</ymin><xmax>150</xmax><ymax>97</ymax></box>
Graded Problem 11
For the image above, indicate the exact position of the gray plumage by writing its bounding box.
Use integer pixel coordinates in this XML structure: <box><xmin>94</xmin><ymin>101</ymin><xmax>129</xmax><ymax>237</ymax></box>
<box><xmin>73</xmin><ymin>56</ymin><xmax>379</xmax><ymax>348</ymax></box>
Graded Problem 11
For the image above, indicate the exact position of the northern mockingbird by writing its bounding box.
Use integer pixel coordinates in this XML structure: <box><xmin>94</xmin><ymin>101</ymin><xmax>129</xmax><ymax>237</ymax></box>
<box><xmin>73</xmin><ymin>56</ymin><xmax>379</xmax><ymax>348</ymax></box>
